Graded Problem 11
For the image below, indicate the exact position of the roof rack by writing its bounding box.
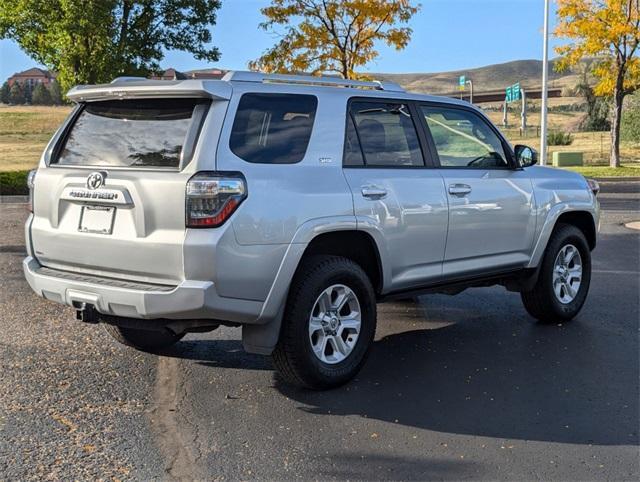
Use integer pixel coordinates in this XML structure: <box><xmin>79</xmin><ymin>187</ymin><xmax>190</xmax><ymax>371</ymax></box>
<box><xmin>222</xmin><ymin>71</ymin><xmax>404</xmax><ymax>92</ymax></box>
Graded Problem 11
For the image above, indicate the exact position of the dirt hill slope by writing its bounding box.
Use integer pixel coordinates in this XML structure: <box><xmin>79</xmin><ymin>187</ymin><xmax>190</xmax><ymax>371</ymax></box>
<box><xmin>373</xmin><ymin>59</ymin><xmax>577</xmax><ymax>94</ymax></box>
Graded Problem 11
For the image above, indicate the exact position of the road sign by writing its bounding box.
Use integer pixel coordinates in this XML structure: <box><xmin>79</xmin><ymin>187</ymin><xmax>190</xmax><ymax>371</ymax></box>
<box><xmin>459</xmin><ymin>75</ymin><xmax>466</xmax><ymax>91</ymax></box>
<box><xmin>513</xmin><ymin>82</ymin><xmax>521</xmax><ymax>101</ymax></box>
<box><xmin>505</xmin><ymin>82</ymin><xmax>521</xmax><ymax>103</ymax></box>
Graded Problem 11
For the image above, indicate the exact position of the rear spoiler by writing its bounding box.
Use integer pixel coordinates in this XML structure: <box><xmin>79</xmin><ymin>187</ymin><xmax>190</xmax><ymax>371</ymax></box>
<box><xmin>66</xmin><ymin>79</ymin><xmax>232</xmax><ymax>102</ymax></box>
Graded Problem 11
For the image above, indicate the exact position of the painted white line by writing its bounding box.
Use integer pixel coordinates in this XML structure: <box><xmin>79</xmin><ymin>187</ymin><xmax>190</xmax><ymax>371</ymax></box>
<box><xmin>593</xmin><ymin>269</ymin><xmax>640</xmax><ymax>275</ymax></box>
<box><xmin>625</xmin><ymin>221</ymin><xmax>640</xmax><ymax>231</ymax></box>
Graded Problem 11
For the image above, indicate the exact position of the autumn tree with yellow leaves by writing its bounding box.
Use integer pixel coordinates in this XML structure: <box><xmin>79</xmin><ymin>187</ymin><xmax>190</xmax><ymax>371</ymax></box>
<box><xmin>249</xmin><ymin>0</ymin><xmax>420</xmax><ymax>80</ymax></box>
<box><xmin>555</xmin><ymin>0</ymin><xmax>640</xmax><ymax>167</ymax></box>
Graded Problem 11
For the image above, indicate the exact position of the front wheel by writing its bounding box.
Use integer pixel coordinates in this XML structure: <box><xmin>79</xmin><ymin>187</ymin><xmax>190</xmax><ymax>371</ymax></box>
<box><xmin>521</xmin><ymin>224</ymin><xmax>592</xmax><ymax>323</ymax></box>
<box><xmin>272</xmin><ymin>255</ymin><xmax>377</xmax><ymax>390</ymax></box>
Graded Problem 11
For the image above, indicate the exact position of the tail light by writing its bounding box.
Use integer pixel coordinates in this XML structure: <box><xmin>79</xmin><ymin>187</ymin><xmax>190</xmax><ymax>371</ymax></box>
<box><xmin>27</xmin><ymin>169</ymin><xmax>37</xmax><ymax>212</ymax></box>
<box><xmin>186</xmin><ymin>172</ymin><xmax>247</xmax><ymax>228</ymax></box>
<box><xmin>586</xmin><ymin>178</ymin><xmax>600</xmax><ymax>196</ymax></box>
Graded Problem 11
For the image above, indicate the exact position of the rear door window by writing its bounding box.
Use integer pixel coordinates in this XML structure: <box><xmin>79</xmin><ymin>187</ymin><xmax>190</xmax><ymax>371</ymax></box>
<box><xmin>230</xmin><ymin>93</ymin><xmax>317</xmax><ymax>164</ymax></box>
<box><xmin>343</xmin><ymin>115</ymin><xmax>365</xmax><ymax>166</ymax></box>
<box><xmin>54</xmin><ymin>98</ymin><xmax>208</xmax><ymax>169</ymax></box>
<box><xmin>349</xmin><ymin>101</ymin><xmax>424</xmax><ymax>167</ymax></box>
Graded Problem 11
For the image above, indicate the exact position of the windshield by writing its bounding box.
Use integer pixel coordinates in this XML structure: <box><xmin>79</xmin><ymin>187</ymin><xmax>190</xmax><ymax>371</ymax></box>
<box><xmin>54</xmin><ymin>98</ymin><xmax>207</xmax><ymax>169</ymax></box>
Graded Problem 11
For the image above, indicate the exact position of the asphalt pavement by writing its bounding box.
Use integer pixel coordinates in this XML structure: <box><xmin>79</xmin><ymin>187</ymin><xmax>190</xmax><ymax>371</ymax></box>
<box><xmin>0</xmin><ymin>181</ymin><xmax>638</xmax><ymax>480</ymax></box>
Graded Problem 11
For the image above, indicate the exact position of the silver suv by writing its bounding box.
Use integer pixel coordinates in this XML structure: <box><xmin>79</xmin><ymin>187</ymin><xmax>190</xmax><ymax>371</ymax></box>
<box><xmin>24</xmin><ymin>72</ymin><xmax>600</xmax><ymax>389</ymax></box>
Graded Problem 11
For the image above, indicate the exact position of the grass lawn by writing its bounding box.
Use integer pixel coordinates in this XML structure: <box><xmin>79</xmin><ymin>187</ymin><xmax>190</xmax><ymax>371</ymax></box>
<box><xmin>560</xmin><ymin>164</ymin><xmax>640</xmax><ymax>178</ymax></box>
<box><xmin>0</xmin><ymin>105</ymin><xmax>72</xmax><ymax>171</ymax></box>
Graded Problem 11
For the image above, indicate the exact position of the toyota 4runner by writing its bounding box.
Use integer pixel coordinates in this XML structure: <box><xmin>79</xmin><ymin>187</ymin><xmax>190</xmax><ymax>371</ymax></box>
<box><xmin>24</xmin><ymin>71</ymin><xmax>600</xmax><ymax>389</ymax></box>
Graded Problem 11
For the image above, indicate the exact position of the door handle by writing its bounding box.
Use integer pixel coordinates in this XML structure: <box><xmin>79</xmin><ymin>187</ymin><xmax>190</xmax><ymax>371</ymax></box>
<box><xmin>448</xmin><ymin>183</ymin><xmax>472</xmax><ymax>196</ymax></box>
<box><xmin>361</xmin><ymin>185</ymin><xmax>388</xmax><ymax>199</ymax></box>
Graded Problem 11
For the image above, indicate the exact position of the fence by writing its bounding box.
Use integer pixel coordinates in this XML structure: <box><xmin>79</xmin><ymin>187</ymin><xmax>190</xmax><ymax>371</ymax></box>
<box><xmin>500</xmin><ymin>128</ymin><xmax>625</xmax><ymax>165</ymax></box>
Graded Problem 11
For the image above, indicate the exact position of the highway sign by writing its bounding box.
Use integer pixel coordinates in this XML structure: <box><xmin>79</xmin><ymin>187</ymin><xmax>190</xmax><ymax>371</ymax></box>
<box><xmin>513</xmin><ymin>82</ymin><xmax>521</xmax><ymax>101</ymax></box>
<box><xmin>459</xmin><ymin>75</ymin><xmax>466</xmax><ymax>91</ymax></box>
<box><xmin>506</xmin><ymin>82</ymin><xmax>521</xmax><ymax>103</ymax></box>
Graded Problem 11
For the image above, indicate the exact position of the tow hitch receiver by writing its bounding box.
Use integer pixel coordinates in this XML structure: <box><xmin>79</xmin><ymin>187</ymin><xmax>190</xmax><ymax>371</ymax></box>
<box><xmin>75</xmin><ymin>303</ymin><xmax>99</xmax><ymax>324</ymax></box>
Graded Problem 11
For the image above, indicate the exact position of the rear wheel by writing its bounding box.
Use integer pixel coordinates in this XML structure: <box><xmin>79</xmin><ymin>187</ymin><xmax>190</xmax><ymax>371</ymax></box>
<box><xmin>521</xmin><ymin>224</ymin><xmax>591</xmax><ymax>323</ymax></box>
<box><xmin>272</xmin><ymin>255</ymin><xmax>377</xmax><ymax>390</ymax></box>
<box><xmin>103</xmin><ymin>324</ymin><xmax>184</xmax><ymax>351</ymax></box>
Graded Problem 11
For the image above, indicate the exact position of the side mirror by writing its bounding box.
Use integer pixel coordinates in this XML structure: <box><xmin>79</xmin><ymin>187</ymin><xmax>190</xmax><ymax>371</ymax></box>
<box><xmin>515</xmin><ymin>145</ymin><xmax>538</xmax><ymax>167</ymax></box>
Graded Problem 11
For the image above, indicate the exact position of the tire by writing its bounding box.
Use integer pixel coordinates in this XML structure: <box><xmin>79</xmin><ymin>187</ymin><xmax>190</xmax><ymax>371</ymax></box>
<box><xmin>521</xmin><ymin>223</ymin><xmax>591</xmax><ymax>323</ymax></box>
<box><xmin>103</xmin><ymin>324</ymin><xmax>185</xmax><ymax>352</ymax></box>
<box><xmin>272</xmin><ymin>255</ymin><xmax>377</xmax><ymax>390</ymax></box>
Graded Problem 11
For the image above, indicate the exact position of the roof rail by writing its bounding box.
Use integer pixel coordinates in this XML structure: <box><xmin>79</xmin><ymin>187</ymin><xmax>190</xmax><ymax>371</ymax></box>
<box><xmin>110</xmin><ymin>76</ymin><xmax>148</xmax><ymax>84</ymax></box>
<box><xmin>222</xmin><ymin>71</ymin><xmax>404</xmax><ymax>92</ymax></box>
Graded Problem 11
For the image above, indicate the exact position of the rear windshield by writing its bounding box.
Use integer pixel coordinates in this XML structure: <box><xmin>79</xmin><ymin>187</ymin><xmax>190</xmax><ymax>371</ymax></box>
<box><xmin>54</xmin><ymin>98</ymin><xmax>207</xmax><ymax>168</ymax></box>
<box><xmin>230</xmin><ymin>93</ymin><xmax>317</xmax><ymax>164</ymax></box>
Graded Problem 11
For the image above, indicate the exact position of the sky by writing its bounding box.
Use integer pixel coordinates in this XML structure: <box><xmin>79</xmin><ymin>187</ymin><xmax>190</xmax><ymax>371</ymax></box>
<box><xmin>0</xmin><ymin>0</ymin><xmax>561</xmax><ymax>82</ymax></box>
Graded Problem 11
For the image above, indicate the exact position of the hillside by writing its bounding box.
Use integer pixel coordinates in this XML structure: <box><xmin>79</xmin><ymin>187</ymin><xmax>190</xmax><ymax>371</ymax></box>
<box><xmin>373</xmin><ymin>59</ymin><xmax>577</xmax><ymax>94</ymax></box>
<box><xmin>184</xmin><ymin>59</ymin><xmax>581</xmax><ymax>95</ymax></box>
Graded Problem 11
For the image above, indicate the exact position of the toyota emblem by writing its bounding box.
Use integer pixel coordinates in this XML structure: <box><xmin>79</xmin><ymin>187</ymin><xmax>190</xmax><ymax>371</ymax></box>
<box><xmin>86</xmin><ymin>172</ymin><xmax>106</xmax><ymax>190</ymax></box>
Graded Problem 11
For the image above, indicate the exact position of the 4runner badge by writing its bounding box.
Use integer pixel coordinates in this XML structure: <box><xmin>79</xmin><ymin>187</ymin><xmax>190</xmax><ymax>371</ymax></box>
<box><xmin>86</xmin><ymin>172</ymin><xmax>106</xmax><ymax>190</ymax></box>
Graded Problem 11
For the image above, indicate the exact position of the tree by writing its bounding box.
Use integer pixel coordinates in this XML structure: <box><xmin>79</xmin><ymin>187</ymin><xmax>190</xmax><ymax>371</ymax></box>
<box><xmin>9</xmin><ymin>83</ymin><xmax>25</xmax><ymax>104</ymax></box>
<box><xmin>621</xmin><ymin>89</ymin><xmax>640</xmax><ymax>141</ymax></box>
<box><xmin>250</xmin><ymin>0</ymin><xmax>420</xmax><ymax>79</ymax></box>
<box><xmin>48</xmin><ymin>80</ymin><xmax>63</xmax><ymax>105</ymax></box>
<box><xmin>574</xmin><ymin>64</ymin><xmax>611</xmax><ymax>131</ymax></box>
<box><xmin>0</xmin><ymin>0</ymin><xmax>222</xmax><ymax>92</ymax></box>
<box><xmin>31</xmin><ymin>82</ymin><xmax>52</xmax><ymax>105</ymax></box>
<box><xmin>0</xmin><ymin>82</ymin><xmax>9</xmax><ymax>104</ymax></box>
<box><xmin>555</xmin><ymin>0</ymin><xmax>640</xmax><ymax>167</ymax></box>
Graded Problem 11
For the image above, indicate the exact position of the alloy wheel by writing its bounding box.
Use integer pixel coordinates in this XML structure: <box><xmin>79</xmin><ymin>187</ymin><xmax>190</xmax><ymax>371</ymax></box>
<box><xmin>552</xmin><ymin>244</ymin><xmax>583</xmax><ymax>304</ymax></box>
<box><xmin>308</xmin><ymin>284</ymin><xmax>361</xmax><ymax>364</ymax></box>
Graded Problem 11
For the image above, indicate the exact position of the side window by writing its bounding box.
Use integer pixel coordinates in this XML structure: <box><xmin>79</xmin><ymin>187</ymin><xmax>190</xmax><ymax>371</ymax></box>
<box><xmin>230</xmin><ymin>93</ymin><xmax>317</xmax><ymax>164</ymax></box>
<box><xmin>420</xmin><ymin>105</ymin><xmax>509</xmax><ymax>168</ymax></box>
<box><xmin>350</xmin><ymin>101</ymin><xmax>424</xmax><ymax>167</ymax></box>
<box><xmin>343</xmin><ymin>114</ymin><xmax>364</xmax><ymax>166</ymax></box>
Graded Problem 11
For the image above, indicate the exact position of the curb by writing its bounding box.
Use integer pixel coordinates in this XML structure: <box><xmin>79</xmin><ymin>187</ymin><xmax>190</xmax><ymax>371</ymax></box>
<box><xmin>0</xmin><ymin>195</ymin><xmax>29</xmax><ymax>204</ymax></box>
<box><xmin>593</xmin><ymin>177</ymin><xmax>640</xmax><ymax>182</ymax></box>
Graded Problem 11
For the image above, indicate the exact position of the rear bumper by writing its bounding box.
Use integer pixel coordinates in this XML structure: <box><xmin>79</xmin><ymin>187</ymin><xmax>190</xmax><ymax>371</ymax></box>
<box><xmin>23</xmin><ymin>256</ymin><xmax>263</xmax><ymax>322</ymax></box>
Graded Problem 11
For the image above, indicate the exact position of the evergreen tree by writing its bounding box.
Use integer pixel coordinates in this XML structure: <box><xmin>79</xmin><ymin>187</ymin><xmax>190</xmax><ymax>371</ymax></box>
<box><xmin>9</xmin><ymin>83</ymin><xmax>25</xmax><ymax>104</ymax></box>
<box><xmin>0</xmin><ymin>82</ymin><xmax>9</xmax><ymax>104</ymax></box>
<box><xmin>48</xmin><ymin>80</ymin><xmax>63</xmax><ymax>105</ymax></box>
<box><xmin>31</xmin><ymin>82</ymin><xmax>51</xmax><ymax>105</ymax></box>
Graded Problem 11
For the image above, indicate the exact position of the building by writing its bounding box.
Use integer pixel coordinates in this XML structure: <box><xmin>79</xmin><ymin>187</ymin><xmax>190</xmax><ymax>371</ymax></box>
<box><xmin>7</xmin><ymin>68</ymin><xmax>56</xmax><ymax>87</ymax></box>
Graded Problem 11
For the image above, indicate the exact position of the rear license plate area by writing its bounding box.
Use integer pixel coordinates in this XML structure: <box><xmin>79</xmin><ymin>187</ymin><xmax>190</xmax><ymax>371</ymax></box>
<box><xmin>78</xmin><ymin>205</ymin><xmax>116</xmax><ymax>235</ymax></box>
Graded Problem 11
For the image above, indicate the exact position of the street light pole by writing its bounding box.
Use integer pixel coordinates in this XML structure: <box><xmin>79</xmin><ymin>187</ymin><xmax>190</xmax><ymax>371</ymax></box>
<box><xmin>466</xmin><ymin>79</ymin><xmax>474</xmax><ymax>104</ymax></box>
<box><xmin>540</xmin><ymin>0</ymin><xmax>550</xmax><ymax>165</ymax></box>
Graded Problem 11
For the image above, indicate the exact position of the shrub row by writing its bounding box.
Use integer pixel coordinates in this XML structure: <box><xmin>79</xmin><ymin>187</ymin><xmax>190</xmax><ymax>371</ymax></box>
<box><xmin>0</xmin><ymin>170</ymin><xmax>30</xmax><ymax>195</ymax></box>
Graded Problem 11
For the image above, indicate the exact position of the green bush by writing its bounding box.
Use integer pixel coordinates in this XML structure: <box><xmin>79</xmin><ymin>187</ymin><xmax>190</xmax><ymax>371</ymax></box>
<box><xmin>0</xmin><ymin>170</ymin><xmax>30</xmax><ymax>195</ymax></box>
<box><xmin>547</xmin><ymin>131</ymin><xmax>574</xmax><ymax>146</ymax></box>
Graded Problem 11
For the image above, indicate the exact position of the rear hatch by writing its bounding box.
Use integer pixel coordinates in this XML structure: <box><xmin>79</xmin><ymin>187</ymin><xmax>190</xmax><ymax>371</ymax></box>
<box><xmin>29</xmin><ymin>80</ymin><xmax>229</xmax><ymax>284</ymax></box>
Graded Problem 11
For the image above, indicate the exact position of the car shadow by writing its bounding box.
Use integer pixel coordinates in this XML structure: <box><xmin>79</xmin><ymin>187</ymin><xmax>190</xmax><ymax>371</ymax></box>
<box><xmin>315</xmin><ymin>453</ymin><xmax>480</xmax><ymax>480</ymax></box>
<box><xmin>274</xmin><ymin>291</ymin><xmax>639</xmax><ymax>446</ymax></box>
<box><xmin>162</xmin><ymin>338</ymin><xmax>273</xmax><ymax>371</ymax></box>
